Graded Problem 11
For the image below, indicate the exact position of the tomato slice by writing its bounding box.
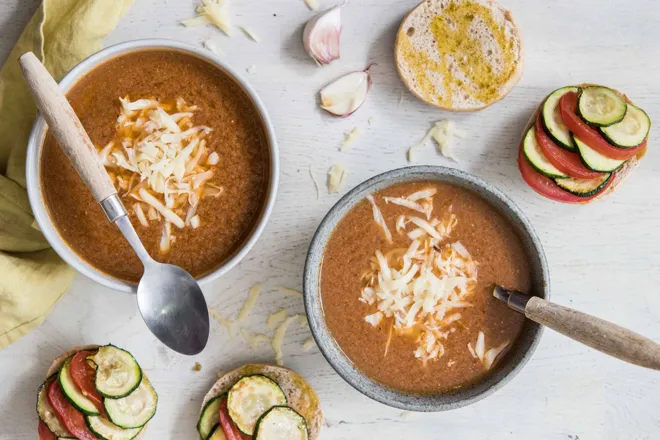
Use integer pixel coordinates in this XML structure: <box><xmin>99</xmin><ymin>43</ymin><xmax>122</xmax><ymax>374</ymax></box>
<box><xmin>46</xmin><ymin>380</ymin><xmax>98</xmax><ymax>440</ymax></box>
<box><xmin>218</xmin><ymin>396</ymin><xmax>251</xmax><ymax>440</ymax></box>
<box><xmin>518</xmin><ymin>147</ymin><xmax>605</xmax><ymax>203</ymax></box>
<box><xmin>38</xmin><ymin>420</ymin><xmax>57</xmax><ymax>440</ymax></box>
<box><xmin>535</xmin><ymin>115</ymin><xmax>603</xmax><ymax>179</ymax></box>
<box><xmin>559</xmin><ymin>91</ymin><xmax>645</xmax><ymax>160</ymax></box>
<box><xmin>70</xmin><ymin>351</ymin><xmax>104</xmax><ymax>414</ymax></box>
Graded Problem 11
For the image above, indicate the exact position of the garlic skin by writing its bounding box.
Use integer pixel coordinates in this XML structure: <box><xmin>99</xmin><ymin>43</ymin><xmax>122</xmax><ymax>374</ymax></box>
<box><xmin>319</xmin><ymin>68</ymin><xmax>372</xmax><ymax>117</ymax></box>
<box><xmin>303</xmin><ymin>4</ymin><xmax>343</xmax><ymax>66</ymax></box>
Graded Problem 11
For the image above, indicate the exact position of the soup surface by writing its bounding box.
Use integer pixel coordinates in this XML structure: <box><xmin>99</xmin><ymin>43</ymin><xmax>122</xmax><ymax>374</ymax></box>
<box><xmin>320</xmin><ymin>181</ymin><xmax>531</xmax><ymax>394</ymax></box>
<box><xmin>41</xmin><ymin>50</ymin><xmax>270</xmax><ymax>282</ymax></box>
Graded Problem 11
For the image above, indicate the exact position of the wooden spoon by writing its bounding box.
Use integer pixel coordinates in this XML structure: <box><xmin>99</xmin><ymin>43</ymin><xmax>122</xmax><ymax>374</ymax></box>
<box><xmin>494</xmin><ymin>286</ymin><xmax>660</xmax><ymax>370</ymax></box>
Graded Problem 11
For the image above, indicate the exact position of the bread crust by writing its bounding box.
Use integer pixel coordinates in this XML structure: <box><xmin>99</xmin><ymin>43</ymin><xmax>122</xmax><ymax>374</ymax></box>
<box><xmin>395</xmin><ymin>0</ymin><xmax>524</xmax><ymax>112</ymax></box>
<box><xmin>519</xmin><ymin>83</ymin><xmax>646</xmax><ymax>204</ymax></box>
<box><xmin>44</xmin><ymin>345</ymin><xmax>148</xmax><ymax>440</ymax></box>
<box><xmin>202</xmin><ymin>363</ymin><xmax>323</xmax><ymax>440</ymax></box>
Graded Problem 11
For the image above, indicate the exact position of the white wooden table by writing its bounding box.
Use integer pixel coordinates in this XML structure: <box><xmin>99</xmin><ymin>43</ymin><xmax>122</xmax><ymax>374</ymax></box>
<box><xmin>1</xmin><ymin>0</ymin><xmax>660</xmax><ymax>438</ymax></box>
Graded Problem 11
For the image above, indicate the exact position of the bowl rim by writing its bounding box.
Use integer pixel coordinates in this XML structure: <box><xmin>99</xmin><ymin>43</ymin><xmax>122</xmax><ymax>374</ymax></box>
<box><xmin>303</xmin><ymin>165</ymin><xmax>549</xmax><ymax>412</ymax></box>
<box><xmin>25</xmin><ymin>38</ymin><xmax>279</xmax><ymax>293</ymax></box>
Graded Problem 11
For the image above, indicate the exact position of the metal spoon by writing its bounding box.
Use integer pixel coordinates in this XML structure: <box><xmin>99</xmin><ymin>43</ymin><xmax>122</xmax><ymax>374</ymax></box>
<box><xmin>19</xmin><ymin>52</ymin><xmax>209</xmax><ymax>355</ymax></box>
<box><xmin>494</xmin><ymin>286</ymin><xmax>660</xmax><ymax>370</ymax></box>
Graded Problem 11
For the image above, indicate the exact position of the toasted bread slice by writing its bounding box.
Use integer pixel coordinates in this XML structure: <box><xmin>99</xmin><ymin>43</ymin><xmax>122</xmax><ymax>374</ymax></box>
<box><xmin>45</xmin><ymin>345</ymin><xmax>148</xmax><ymax>440</ymax></box>
<box><xmin>520</xmin><ymin>84</ymin><xmax>647</xmax><ymax>203</ymax></box>
<box><xmin>202</xmin><ymin>364</ymin><xmax>323</xmax><ymax>440</ymax></box>
<box><xmin>395</xmin><ymin>0</ymin><xmax>523</xmax><ymax>111</ymax></box>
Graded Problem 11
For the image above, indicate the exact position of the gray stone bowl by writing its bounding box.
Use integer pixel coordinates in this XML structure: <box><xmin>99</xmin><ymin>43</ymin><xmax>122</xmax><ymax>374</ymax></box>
<box><xmin>303</xmin><ymin>166</ymin><xmax>549</xmax><ymax>412</ymax></box>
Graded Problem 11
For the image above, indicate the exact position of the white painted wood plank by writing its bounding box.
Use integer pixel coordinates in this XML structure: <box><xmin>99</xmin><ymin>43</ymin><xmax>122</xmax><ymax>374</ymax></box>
<box><xmin>0</xmin><ymin>0</ymin><xmax>659</xmax><ymax>439</ymax></box>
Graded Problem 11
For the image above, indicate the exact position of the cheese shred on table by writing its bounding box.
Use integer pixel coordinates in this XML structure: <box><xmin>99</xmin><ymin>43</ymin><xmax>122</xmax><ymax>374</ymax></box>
<box><xmin>361</xmin><ymin>188</ymin><xmax>479</xmax><ymax>364</ymax></box>
<box><xmin>99</xmin><ymin>96</ymin><xmax>224</xmax><ymax>253</ymax></box>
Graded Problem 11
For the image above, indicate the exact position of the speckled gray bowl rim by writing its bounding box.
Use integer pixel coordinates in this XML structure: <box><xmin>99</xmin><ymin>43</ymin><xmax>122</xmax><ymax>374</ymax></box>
<box><xmin>303</xmin><ymin>166</ymin><xmax>549</xmax><ymax>412</ymax></box>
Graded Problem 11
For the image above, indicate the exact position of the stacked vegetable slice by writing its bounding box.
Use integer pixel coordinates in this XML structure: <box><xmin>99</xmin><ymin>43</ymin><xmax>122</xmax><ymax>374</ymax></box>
<box><xmin>520</xmin><ymin>85</ymin><xmax>650</xmax><ymax>202</ymax></box>
<box><xmin>198</xmin><ymin>375</ymin><xmax>308</xmax><ymax>440</ymax></box>
<box><xmin>37</xmin><ymin>345</ymin><xmax>157</xmax><ymax>440</ymax></box>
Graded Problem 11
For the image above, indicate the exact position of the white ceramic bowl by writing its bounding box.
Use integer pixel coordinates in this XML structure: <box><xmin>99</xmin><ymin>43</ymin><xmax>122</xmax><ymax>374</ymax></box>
<box><xmin>25</xmin><ymin>39</ymin><xmax>279</xmax><ymax>293</ymax></box>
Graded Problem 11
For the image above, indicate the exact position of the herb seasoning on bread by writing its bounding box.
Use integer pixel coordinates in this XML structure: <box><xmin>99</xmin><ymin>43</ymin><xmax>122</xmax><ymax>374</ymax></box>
<box><xmin>395</xmin><ymin>0</ymin><xmax>523</xmax><ymax>111</ymax></box>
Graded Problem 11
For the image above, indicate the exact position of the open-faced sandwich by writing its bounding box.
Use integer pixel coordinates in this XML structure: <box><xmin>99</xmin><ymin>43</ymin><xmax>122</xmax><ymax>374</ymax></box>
<box><xmin>37</xmin><ymin>344</ymin><xmax>157</xmax><ymax>440</ymax></box>
<box><xmin>198</xmin><ymin>364</ymin><xmax>322</xmax><ymax>440</ymax></box>
<box><xmin>395</xmin><ymin>0</ymin><xmax>524</xmax><ymax>111</ymax></box>
<box><xmin>519</xmin><ymin>84</ymin><xmax>650</xmax><ymax>203</ymax></box>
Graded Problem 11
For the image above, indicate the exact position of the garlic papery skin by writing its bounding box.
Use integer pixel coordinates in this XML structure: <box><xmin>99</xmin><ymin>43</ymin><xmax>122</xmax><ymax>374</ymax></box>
<box><xmin>319</xmin><ymin>69</ymin><xmax>372</xmax><ymax>117</ymax></box>
<box><xmin>303</xmin><ymin>4</ymin><xmax>343</xmax><ymax>66</ymax></box>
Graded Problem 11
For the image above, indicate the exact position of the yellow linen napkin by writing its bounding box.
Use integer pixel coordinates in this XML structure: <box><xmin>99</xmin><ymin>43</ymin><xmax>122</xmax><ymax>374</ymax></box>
<box><xmin>0</xmin><ymin>0</ymin><xmax>133</xmax><ymax>349</ymax></box>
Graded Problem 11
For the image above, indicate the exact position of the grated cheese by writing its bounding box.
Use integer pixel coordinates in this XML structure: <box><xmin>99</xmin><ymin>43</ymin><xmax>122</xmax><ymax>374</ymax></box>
<box><xmin>366</xmin><ymin>195</ymin><xmax>392</xmax><ymax>243</ymax></box>
<box><xmin>203</xmin><ymin>38</ymin><xmax>223</xmax><ymax>57</ymax></box>
<box><xmin>278</xmin><ymin>287</ymin><xmax>303</xmax><ymax>298</ymax></box>
<box><xmin>272</xmin><ymin>315</ymin><xmax>300</xmax><ymax>366</ymax></box>
<box><xmin>267</xmin><ymin>309</ymin><xmax>289</xmax><ymax>329</ymax></box>
<box><xmin>340</xmin><ymin>127</ymin><xmax>361</xmax><ymax>152</ymax></box>
<box><xmin>237</xmin><ymin>284</ymin><xmax>262</xmax><ymax>322</ymax></box>
<box><xmin>297</xmin><ymin>315</ymin><xmax>308</xmax><ymax>328</ymax></box>
<box><xmin>304</xmin><ymin>0</ymin><xmax>320</xmax><ymax>10</ymax></box>
<box><xmin>134</xmin><ymin>203</ymin><xmax>148</xmax><ymax>227</ymax></box>
<box><xmin>210</xmin><ymin>308</ymin><xmax>236</xmax><ymax>339</ymax></box>
<box><xmin>246</xmin><ymin>64</ymin><xmax>257</xmax><ymax>74</ymax></box>
<box><xmin>182</xmin><ymin>0</ymin><xmax>232</xmax><ymax>36</ymax></box>
<box><xmin>302</xmin><ymin>337</ymin><xmax>316</xmax><ymax>351</ymax></box>
<box><xmin>99</xmin><ymin>96</ymin><xmax>223</xmax><ymax>253</ymax></box>
<box><xmin>241</xmin><ymin>328</ymin><xmax>270</xmax><ymax>351</ymax></box>
<box><xmin>327</xmin><ymin>164</ymin><xmax>346</xmax><ymax>194</ymax></box>
<box><xmin>365</xmin><ymin>311</ymin><xmax>383</xmax><ymax>327</ymax></box>
<box><xmin>468</xmin><ymin>331</ymin><xmax>509</xmax><ymax>370</ymax></box>
<box><xmin>407</xmin><ymin>120</ymin><xmax>467</xmax><ymax>163</ymax></box>
<box><xmin>360</xmin><ymin>190</ymin><xmax>479</xmax><ymax>364</ymax></box>
<box><xmin>309</xmin><ymin>165</ymin><xmax>320</xmax><ymax>200</ymax></box>
<box><xmin>240</xmin><ymin>26</ymin><xmax>260</xmax><ymax>42</ymax></box>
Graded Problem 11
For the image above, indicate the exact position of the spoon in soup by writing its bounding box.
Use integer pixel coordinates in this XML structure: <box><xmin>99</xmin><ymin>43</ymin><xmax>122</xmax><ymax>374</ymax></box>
<box><xmin>19</xmin><ymin>52</ymin><xmax>210</xmax><ymax>356</ymax></box>
<box><xmin>493</xmin><ymin>286</ymin><xmax>660</xmax><ymax>370</ymax></box>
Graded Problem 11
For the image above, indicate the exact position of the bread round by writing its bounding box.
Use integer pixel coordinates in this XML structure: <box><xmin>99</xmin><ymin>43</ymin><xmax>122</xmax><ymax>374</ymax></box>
<box><xmin>44</xmin><ymin>345</ymin><xmax>148</xmax><ymax>440</ymax></box>
<box><xmin>519</xmin><ymin>84</ymin><xmax>647</xmax><ymax>204</ymax></box>
<box><xmin>395</xmin><ymin>0</ymin><xmax>524</xmax><ymax>111</ymax></box>
<box><xmin>202</xmin><ymin>364</ymin><xmax>323</xmax><ymax>440</ymax></box>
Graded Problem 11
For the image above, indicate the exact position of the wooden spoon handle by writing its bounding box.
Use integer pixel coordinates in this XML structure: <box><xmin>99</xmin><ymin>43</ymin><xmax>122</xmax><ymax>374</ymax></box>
<box><xmin>526</xmin><ymin>296</ymin><xmax>660</xmax><ymax>370</ymax></box>
<box><xmin>19</xmin><ymin>52</ymin><xmax>116</xmax><ymax>203</ymax></box>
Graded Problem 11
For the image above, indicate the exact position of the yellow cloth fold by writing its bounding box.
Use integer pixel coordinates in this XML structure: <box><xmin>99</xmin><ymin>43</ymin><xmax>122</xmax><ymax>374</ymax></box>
<box><xmin>0</xmin><ymin>0</ymin><xmax>133</xmax><ymax>349</ymax></box>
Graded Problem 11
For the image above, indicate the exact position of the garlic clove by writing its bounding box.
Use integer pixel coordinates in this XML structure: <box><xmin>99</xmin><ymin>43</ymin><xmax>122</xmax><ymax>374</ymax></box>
<box><xmin>319</xmin><ymin>68</ymin><xmax>372</xmax><ymax>117</ymax></box>
<box><xmin>303</xmin><ymin>3</ymin><xmax>343</xmax><ymax>66</ymax></box>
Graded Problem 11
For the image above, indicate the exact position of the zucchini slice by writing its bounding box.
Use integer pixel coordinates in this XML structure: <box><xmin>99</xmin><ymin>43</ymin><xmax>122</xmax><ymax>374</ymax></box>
<box><xmin>574</xmin><ymin>136</ymin><xmax>626</xmax><ymax>172</ymax></box>
<box><xmin>600</xmin><ymin>103</ymin><xmax>651</xmax><ymax>148</ymax></box>
<box><xmin>542</xmin><ymin>86</ymin><xmax>579</xmax><ymax>151</ymax></box>
<box><xmin>37</xmin><ymin>377</ymin><xmax>73</xmax><ymax>438</ymax></box>
<box><xmin>554</xmin><ymin>173</ymin><xmax>612</xmax><ymax>197</ymax></box>
<box><xmin>87</xmin><ymin>345</ymin><xmax>142</xmax><ymax>399</ymax></box>
<box><xmin>522</xmin><ymin>126</ymin><xmax>568</xmax><ymax>179</ymax></box>
<box><xmin>208</xmin><ymin>424</ymin><xmax>228</xmax><ymax>440</ymax></box>
<box><xmin>227</xmin><ymin>376</ymin><xmax>287</xmax><ymax>436</ymax></box>
<box><xmin>104</xmin><ymin>376</ymin><xmax>157</xmax><ymax>429</ymax></box>
<box><xmin>198</xmin><ymin>395</ymin><xmax>223</xmax><ymax>440</ymax></box>
<box><xmin>85</xmin><ymin>416</ymin><xmax>142</xmax><ymax>440</ymax></box>
<box><xmin>59</xmin><ymin>358</ymin><xmax>101</xmax><ymax>416</ymax></box>
<box><xmin>254</xmin><ymin>406</ymin><xmax>308</xmax><ymax>440</ymax></box>
<box><xmin>577</xmin><ymin>86</ymin><xmax>627</xmax><ymax>126</ymax></box>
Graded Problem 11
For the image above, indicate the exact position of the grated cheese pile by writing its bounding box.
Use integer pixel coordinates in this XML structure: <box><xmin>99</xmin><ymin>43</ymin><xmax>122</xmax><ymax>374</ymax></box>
<box><xmin>361</xmin><ymin>188</ymin><xmax>479</xmax><ymax>364</ymax></box>
<box><xmin>99</xmin><ymin>97</ymin><xmax>223</xmax><ymax>253</ymax></box>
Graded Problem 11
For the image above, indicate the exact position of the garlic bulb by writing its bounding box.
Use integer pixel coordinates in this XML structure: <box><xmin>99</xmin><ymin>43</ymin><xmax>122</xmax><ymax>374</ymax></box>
<box><xmin>303</xmin><ymin>3</ymin><xmax>343</xmax><ymax>66</ymax></box>
<box><xmin>319</xmin><ymin>68</ymin><xmax>372</xmax><ymax>117</ymax></box>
